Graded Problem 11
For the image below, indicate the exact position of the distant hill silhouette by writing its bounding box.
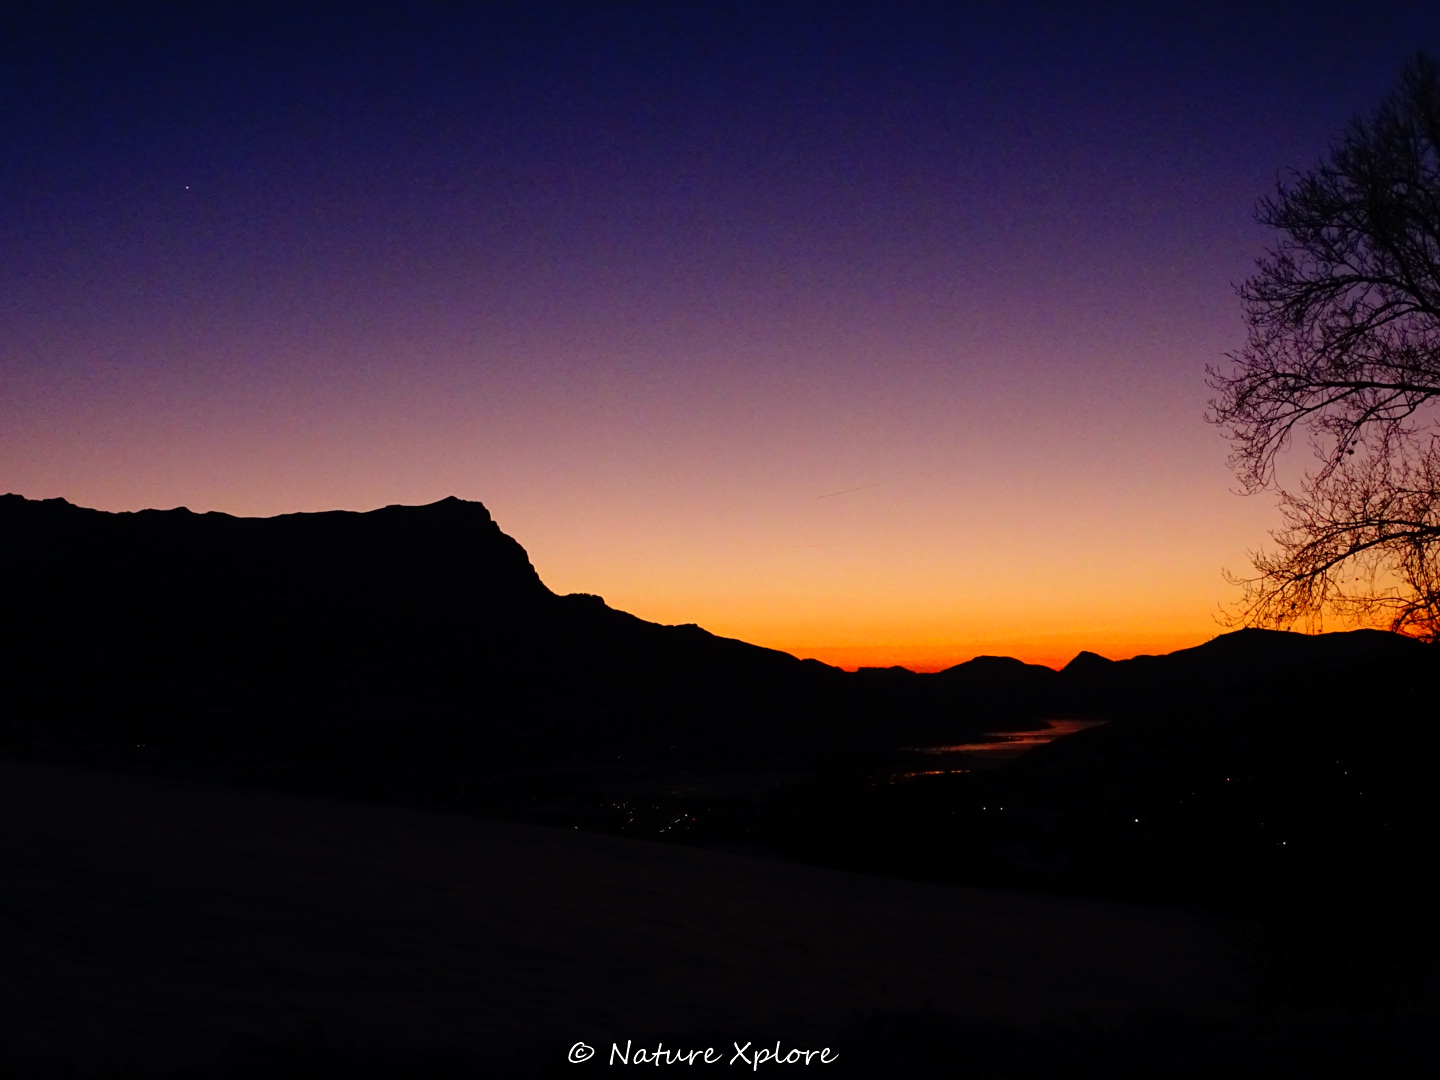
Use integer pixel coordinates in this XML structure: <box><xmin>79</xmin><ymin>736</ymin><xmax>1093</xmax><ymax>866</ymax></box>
<box><xmin>992</xmin><ymin>626</ymin><xmax>1437</xmax><ymax>890</ymax></box>
<box><xmin>982</xmin><ymin>630</ymin><xmax>1438</xmax><ymax>1009</ymax></box>
<box><xmin>1055</xmin><ymin>626</ymin><xmax>1427</xmax><ymax>711</ymax></box>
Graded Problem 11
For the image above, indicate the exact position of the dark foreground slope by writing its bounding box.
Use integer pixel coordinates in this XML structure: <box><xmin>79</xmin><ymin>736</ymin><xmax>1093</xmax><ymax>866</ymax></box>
<box><xmin>0</xmin><ymin>756</ymin><xmax>1243</xmax><ymax>1073</ymax></box>
<box><xmin>8</xmin><ymin>757</ymin><xmax>1440</xmax><ymax>1080</ymax></box>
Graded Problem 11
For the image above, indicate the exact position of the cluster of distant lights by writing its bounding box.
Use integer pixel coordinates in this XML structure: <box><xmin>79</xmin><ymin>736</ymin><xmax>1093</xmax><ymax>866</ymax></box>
<box><xmin>589</xmin><ymin>755</ymin><xmax>1371</xmax><ymax>849</ymax></box>
<box><xmin>967</xmin><ymin>764</ymin><xmax>1378</xmax><ymax>853</ymax></box>
<box><xmin>607</xmin><ymin>800</ymin><xmax>696</xmax><ymax>835</ymax></box>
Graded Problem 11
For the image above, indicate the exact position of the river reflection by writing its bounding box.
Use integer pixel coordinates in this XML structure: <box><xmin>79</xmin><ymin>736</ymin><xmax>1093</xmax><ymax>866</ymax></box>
<box><xmin>913</xmin><ymin>718</ymin><xmax>1108</xmax><ymax>762</ymax></box>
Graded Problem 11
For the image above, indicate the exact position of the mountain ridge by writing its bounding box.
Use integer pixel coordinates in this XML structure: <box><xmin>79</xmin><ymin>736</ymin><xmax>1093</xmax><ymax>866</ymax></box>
<box><xmin>4</xmin><ymin>492</ymin><xmax>1431</xmax><ymax>815</ymax></box>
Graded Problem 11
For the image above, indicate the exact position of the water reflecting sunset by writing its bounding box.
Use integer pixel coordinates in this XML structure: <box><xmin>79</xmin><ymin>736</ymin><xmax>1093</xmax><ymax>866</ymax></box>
<box><xmin>916</xmin><ymin>719</ymin><xmax>1109</xmax><ymax>761</ymax></box>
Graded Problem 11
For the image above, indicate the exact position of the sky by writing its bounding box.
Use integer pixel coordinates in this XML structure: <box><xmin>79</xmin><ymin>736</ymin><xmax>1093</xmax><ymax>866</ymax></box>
<box><xmin>4</xmin><ymin>2</ymin><xmax>1439</xmax><ymax>669</ymax></box>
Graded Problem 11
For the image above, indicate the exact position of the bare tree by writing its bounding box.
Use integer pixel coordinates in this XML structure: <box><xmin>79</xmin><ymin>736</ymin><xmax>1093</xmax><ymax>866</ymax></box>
<box><xmin>1209</xmin><ymin>53</ymin><xmax>1440</xmax><ymax>638</ymax></box>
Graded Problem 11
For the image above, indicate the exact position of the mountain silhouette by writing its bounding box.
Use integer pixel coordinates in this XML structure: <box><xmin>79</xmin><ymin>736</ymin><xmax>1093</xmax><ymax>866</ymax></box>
<box><xmin>0</xmin><ymin>494</ymin><xmax>1020</xmax><ymax>801</ymax></box>
<box><xmin>2</xmin><ymin>495</ymin><xmax>849</xmax><ymax>776</ymax></box>
<box><xmin>4</xmin><ymin>493</ymin><xmax>1433</xmax><ymax>826</ymax></box>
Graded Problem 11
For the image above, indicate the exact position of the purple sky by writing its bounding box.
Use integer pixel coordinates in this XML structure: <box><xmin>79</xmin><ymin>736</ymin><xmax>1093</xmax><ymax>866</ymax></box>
<box><xmin>4</xmin><ymin>3</ymin><xmax>1438</xmax><ymax>666</ymax></box>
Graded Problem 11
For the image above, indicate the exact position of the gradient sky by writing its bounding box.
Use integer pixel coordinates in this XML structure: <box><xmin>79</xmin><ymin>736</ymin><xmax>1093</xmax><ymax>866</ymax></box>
<box><xmin>4</xmin><ymin>3</ymin><xmax>1439</xmax><ymax>669</ymax></box>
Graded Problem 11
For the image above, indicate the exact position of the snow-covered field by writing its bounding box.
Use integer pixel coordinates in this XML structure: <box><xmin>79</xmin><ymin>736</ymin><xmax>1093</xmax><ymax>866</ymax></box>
<box><xmin>0</xmin><ymin>758</ymin><xmax>1243</xmax><ymax>1069</ymax></box>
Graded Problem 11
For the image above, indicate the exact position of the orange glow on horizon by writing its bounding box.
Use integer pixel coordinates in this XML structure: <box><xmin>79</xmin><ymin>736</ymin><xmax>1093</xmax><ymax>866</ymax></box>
<box><xmin>779</xmin><ymin>632</ymin><xmax>1216</xmax><ymax>672</ymax></box>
